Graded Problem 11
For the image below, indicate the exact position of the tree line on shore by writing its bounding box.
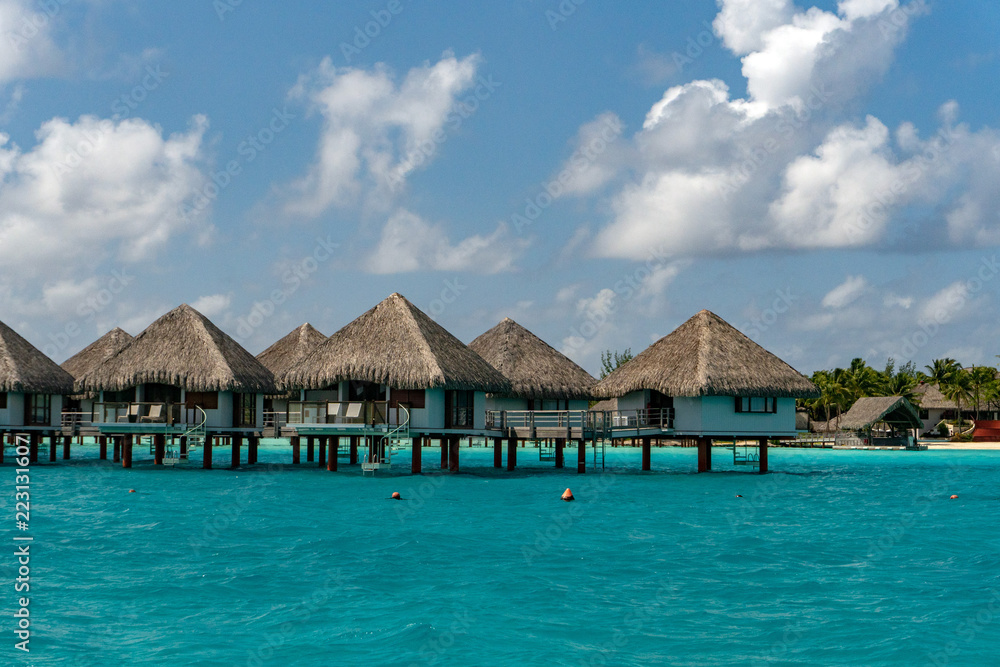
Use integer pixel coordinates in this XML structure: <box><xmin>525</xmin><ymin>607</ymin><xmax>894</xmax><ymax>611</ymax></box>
<box><xmin>800</xmin><ymin>358</ymin><xmax>1000</xmax><ymax>428</ymax></box>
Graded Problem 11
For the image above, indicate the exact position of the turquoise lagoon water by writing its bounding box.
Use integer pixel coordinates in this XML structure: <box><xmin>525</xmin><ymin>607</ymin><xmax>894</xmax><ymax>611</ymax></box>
<box><xmin>3</xmin><ymin>442</ymin><xmax>1000</xmax><ymax>666</ymax></box>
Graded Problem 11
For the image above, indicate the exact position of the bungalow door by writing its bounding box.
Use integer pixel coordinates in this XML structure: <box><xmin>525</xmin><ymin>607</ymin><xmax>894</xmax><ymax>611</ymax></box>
<box><xmin>648</xmin><ymin>390</ymin><xmax>673</xmax><ymax>427</ymax></box>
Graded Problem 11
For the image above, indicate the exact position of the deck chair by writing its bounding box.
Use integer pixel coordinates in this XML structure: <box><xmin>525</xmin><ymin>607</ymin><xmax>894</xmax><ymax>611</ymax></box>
<box><xmin>327</xmin><ymin>402</ymin><xmax>342</xmax><ymax>423</ymax></box>
<box><xmin>117</xmin><ymin>404</ymin><xmax>140</xmax><ymax>422</ymax></box>
<box><xmin>140</xmin><ymin>404</ymin><xmax>164</xmax><ymax>423</ymax></box>
<box><xmin>345</xmin><ymin>403</ymin><xmax>363</xmax><ymax>422</ymax></box>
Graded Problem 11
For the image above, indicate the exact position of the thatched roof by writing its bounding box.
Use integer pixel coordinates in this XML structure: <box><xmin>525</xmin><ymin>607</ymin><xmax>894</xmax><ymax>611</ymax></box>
<box><xmin>468</xmin><ymin>318</ymin><xmax>596</xmax><ymax>399</ymax></box>
<box><xmin>282</xmin><ymin>293</ymin><xmax>511</xmax><ymax>392</ymax></box>
<box><xmin>594</xmin><ymin>310</ymin><xmax>819</xmax><ymax>399</ymax></box>
<box><xmin>0</xmin><ymin>320</ymin><xmax>75</xmax><ymax>394</ymax></box>
<box><xmin>913</xmin><ymin>382</ymin><xmax>955</xmax><ymax>410</ymax></box>
<box><xmin>590</xmin><ymin>398</ymin><xmax>618</xmax><ymax>412</ymax></box>
<box><xmin>256</xmin><ymin>323</ymin><xmax>327</xmax><ymax>382</ymax></box>
<box><xmin>77</xmin><ymin>304</ymin><xmax>276</xmax><ymax>394</ymax></box>
<box><xmin>61</xmin><ymin>328</ymin><xmax>133</xmax><ymax>380</ymax></box>
<box><xmin>839</xmin><ymin>396</ymin><xmax>922</xmax><ymax>431</ymax></box>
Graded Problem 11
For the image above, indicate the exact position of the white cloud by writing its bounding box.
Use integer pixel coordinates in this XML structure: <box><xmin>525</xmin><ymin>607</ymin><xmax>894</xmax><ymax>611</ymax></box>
<box><xmin>559</xmin><ymin>1</ymin><xmax>1000</xmax><ymax>261</ymax></box>
<box><xmin>883</xmin><ymin>293</ymin><xmax>913</xmax><ymax>309</ymax></box>
<box><xmin>822</xmin><ymin>275</ymin><xmax>868</xmax><ymax>309</ymax></box>
<box><xmin>283</xmin><ymin>52</ymin><xmax>481</xmax><ymax>217</ymax></box>
<box><xmin>0</xmin><ymin>115</ymin><xmax>208</xmax><ymax>280</ymax></box>
<box><xmin>920</xmin><ymin>281</ymin><xmax>972</xmax><ymax>324</ymax></box>
<box><xmin>0</xmin><ymin>0</ymin><xmax>65</xmax><ymax>84</ymax></box>
<box><xmin>191</xmin><ymin>294</ymin><xmax>232</xmax><ymax>318</ymax></box>
<box><xmin>365</xmin><ymin>209</ymin><xmax>527</xmax><ymax>274</ymax></box>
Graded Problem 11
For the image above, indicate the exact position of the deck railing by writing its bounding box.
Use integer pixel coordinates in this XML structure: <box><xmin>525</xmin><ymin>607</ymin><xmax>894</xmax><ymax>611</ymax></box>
<box><xmin>60</xmin><ymin>412</ymin><xmax>92</xmax><ymax>429</ymax></box>
<box><xmin>285</xmin><ymin>401</ymin><xmax>408</xmax><ymax>426</ymax></box>
<box><xmin>91</xmin><ymin>402</ymin><xmax>183</xmax><ymax>425</ymax></box>
<box><xmin>486</xmin><ymin>408</ymin><xmax>674</xmax><ymax>433</ymax></box>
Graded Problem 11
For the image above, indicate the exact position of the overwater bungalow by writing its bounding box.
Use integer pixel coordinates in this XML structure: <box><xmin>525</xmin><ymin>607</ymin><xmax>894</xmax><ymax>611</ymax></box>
<box><xmin>76</xmin><ymin>304</ymin><xmax>276</xmax><ymax>467</ymax></box>
<box><xmin>592</xmin><ymin>309</ymin><xmax>819</xmax><ymax>472</ymax></box>
<box><xmin>281</xmin><ymin>293</ymin><xmax>510</xmax><ymax>471</ymax></box>
<box><xmin>256</xmin><ymin>323</ymin><xmax>327</xmax><ymax>433</ymax></box>
<box><xmin>60</xmin><ymin>327</ymin><xmax>133</xmax><ymax>428</ymax></box>
<box><xmin>0</xmin><ymin>319</ymin><xmax>75</xmax><ymax>436</ymax></box>
<box><xmin>469</xmin><ymin>317</ymin><xmax>596</xmax><ymax>412</ymax></box>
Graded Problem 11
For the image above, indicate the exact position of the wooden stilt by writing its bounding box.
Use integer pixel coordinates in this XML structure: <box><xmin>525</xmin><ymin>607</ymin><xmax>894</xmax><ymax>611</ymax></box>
<box><xmin>0</xmin><ymin>431</ymin><xmax>4</xmax><ymax>464</ymax></box>
<box><xmin>577</xmin><ymin>438</ymin><xmax>586</xmax><ymax>474</ymax></box>
<box><xmin>448</xmin><ymin>436</ymin><xmax>460</xmax><ymax>473</ymax></box>
<box><xmin>113</xmin><ymin>437</ymin><xmax>120</xmax><ymax>463</ymax></box>
<box><xmin>291</xmin><ymin>436</ymin><xmax>300</xmax><ymax>465</ymax></box>
<box><xmin>99</xmin><ymin>436</ymin><xmax>108</xmax><ymax>460</ymax></box>
<box><xmin>154</xmin><ymin>434</ymin><xmax>166</xmax><ymax>465</ymax></box>
<box><xmin>493</xmin><ymin>437</ymin><xmax>502</xmax><ymax>468</ymax></box>
<box><xmin>318</xmin><ymin>436</ymin><xmax>326</xmax><ymax>467</ymax></box>
<box><xmin>327</xmin><ymin>437</ymin><xmax>338</xmax><ymax>472</ymax></box>
<box><xmin>122</xmin><ymin>435</ymin><xmax>133</xmax><ymax>469</ymax></box>
<box><xmin>412</xmin><ymin>436</ymin><xmax>422</xmax><ymax>474</ymax></box>
<box><xmin>29</xmin><ymin>432</ymin><xmax>38</xmax><ymax>464</ymax></box>
<box><xmin>248</xmin><ymin>436</ymin><xmax>258</xmax><ymax>465</ymax></box>
<box><xmin>697</xmin><ymin>437</ymin><xmax>713</xmax><ymax>472</ymax></box>
<box><xmin>506</xmin><ymin>436</ymin><xmax>517</xmax><ymax>471</ymax></box>
<box><xmin>230</xmin><ymin>434</ymin><xmax>242</xmax><ymax>469</ymax></box>
<box><xmin>203</xmin><ymin>432</ymin><xmax>213</xmax><ymax>470</ymax></box>
<box><xmin>307</xmin><ymin>436</ymin><xmax>315</xmax><ymax>463</ymax></box>
<box><xmin>555</xmin><ymin>438</ymin><xmax>565</xmax><ymax>469</ymax></box>
<box><xmin>441</xmin><ymin>438</ymin><xmax>449</xmax><ymax>469</ymax></box>
<box><xmin>180</xmin><ymin>436</ymin><xmax>188</xmax><ymax>457</ymax></box>
<box><xmin>758</xmin><ymin>437</ymin><xmax>768</xmax><ymax>474</ymax></box>
<box><xmin>63</xmin><ymin>435</ymin><xmax>72</xmax><ymax>460</ymax></box>
<box><xmin>49</xmin><ymin>435</ymin><xmax>57</xmax><ymax>462</ymax></box>
<box><xmin>349</xmin><ymin>436</ymin><xmax>358</xmax><ymax>465</ymax></box>
<box><xmin>641</xmin><ymin>436</ymin><xmax>651</xmax><ymax>471</ymax></box>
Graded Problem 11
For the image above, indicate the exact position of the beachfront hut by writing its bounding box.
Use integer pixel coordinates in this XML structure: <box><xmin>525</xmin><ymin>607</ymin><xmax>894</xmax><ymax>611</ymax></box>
<box><xmin>77</xmin><ymin>304</ymin><xmax>276</xmax><ymax>431</ymax></box>
<box><xmin>60</xmin><ymin>327</ymin><xmax>133</xmax><ymax>421</ymax></box>
<box><xmin>912</xmin><ymin>383</ymin><xmax>957</xmax><ymax>435</ymax></box>
<box><xmin>282</xmin><ymin>293</ymin><xmax>510</xmax><ymax>432</ymax></box>
<box><xmin>256</xmin><ymin>323</ymin><xmax>327</xmax><ymax>426</ymax></box>
<box><xmin>0</xmin><ymin>319</ymin><xmax>75</xmax><ymax>430</ymax></box>
<box><xmin>594</xmin><ymin>309</ymin><xmax>819</xmax><ymax>471</ymax></box>
<box><xmin>838</xmin><ymin>396</ymin><xmax>922</xmax><ymax>447</ymax></box>
<box><xmin>468</xmin><ymin>318</ymin><xmax>596</xmax><ymax>413</ymax></box>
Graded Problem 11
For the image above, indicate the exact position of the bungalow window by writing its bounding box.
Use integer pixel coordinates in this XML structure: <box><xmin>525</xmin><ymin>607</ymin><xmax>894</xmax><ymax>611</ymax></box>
<box><xmin>735</xmin><ymin>397</ymin><xmax>777</xmax><ymax>414</ymax></box>
<box><xmin>233</xmin><ymin>393</ymin><xmax>256</xmax><ymax>427</ymax></box>
<box><xmin>185</xmin><ymin>392</ymin><xmax>219</xmax><ymax>410</ymax></box>
<box><xmin>0</xmin><ymin>393</ymin><xmax>6</xmax><ymax>410</ymax></box>
<box><xmin>919</xmin><ymin>409</ymin><xmax>929</xmax><ymax>420</ymax></box>
<box><xmin>26</xmin><ymin>394</ymin><xmax>51</xmax><ymax>425</ymax></box>
<box><xmin>390</xmin><ymin>389</ymin><xmax>425</xmax><ymax>409</ymax></box>
<box><xmin>349</xmin><ymin>381</ymin><xmax>383</xmax><ymax>402</ymax></box>
<box><xmin>446</xmin><ymin>390</ymin><xmax>474</xmax><ymax>428</ymax></box>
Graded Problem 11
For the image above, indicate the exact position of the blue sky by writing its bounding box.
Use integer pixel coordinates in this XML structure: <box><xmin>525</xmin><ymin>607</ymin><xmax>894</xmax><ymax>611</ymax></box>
<box><xmin>2</xmin><ymin>0</ymin><xmax>999</xmax><ymax>377</ymax></box>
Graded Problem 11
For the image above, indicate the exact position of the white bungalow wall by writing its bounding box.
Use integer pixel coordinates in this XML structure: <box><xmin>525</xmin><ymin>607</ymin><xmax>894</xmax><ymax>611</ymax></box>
<box><xmin>0</xmin><ymin>392</ymin><xmax>25</xmax><ymax>427</ymax></box>
<box><xmin>0</xmin><ymin>393</ymin><xmax>62</xmax><ymax>428</ymax></box>
<box><xmin>679</xmin><ymin>396</ymin><xmax>797</xmax><ymax>437</ymax></box>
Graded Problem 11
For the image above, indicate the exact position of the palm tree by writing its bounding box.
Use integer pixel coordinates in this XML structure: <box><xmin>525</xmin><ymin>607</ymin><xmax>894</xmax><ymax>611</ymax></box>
<box><xmin>925</xmin><ymin>358</ymin><xmax>960</xmax><ymax>386</ymax></box>
<box><xmin>881</xmin><ymin>373</ymin><xmax>919</xmax><ymax>405</ymax></box>
<box><xmin>968</xmin><ymin>366</ymin><xmax>997</xmax><ymax>420</ymax></box>
<box><xmin>940</xmin><ymin>372</ymin><xmax>972</xmax><ymax>437</ymax></box>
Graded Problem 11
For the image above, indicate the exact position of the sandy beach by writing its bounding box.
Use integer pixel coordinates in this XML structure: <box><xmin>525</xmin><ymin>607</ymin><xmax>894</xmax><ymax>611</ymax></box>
<box><xmin>923</xmin><ymin>441</ymin><xmax>1000</xmax><ymax>450</ymax></box>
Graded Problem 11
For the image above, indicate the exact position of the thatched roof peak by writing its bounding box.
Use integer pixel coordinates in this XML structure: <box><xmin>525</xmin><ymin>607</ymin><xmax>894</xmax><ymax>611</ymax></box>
<box><xmin>283</xmin><ymin>293</ymin><xmax>511</xmax><ymax>392</ymax></box>
<box><xmin>0</xmin><ymin>319</ymin><xmax>75</xmax><ymax>394</ymax></box>
<box><xmin>257</xmin><ymin>323</ymin><xmax>327</xmax><ymax>381</ymax></box>
<box><xmin>77</xmin><ymin>304</ymin><xmax>276</xmax><ymax>394</ymax></box>
<box><xmin>61</xmin><ymin>327</ymin><xmax>133</xmax><ymax>380</ymax></box>
<box><xmin>839</xmin><ymin>396</ymin><xmax>922</xmax><ymax>431</ymax></box>
<box><xmin>594</xmin><ymin>309</ymin><xmax>819</xmax><ymax>399</ymax></box>
<box><xmin>469</xmin><ymin>318</ymin><xmax>596</xmax><ymax>399</ymax></box>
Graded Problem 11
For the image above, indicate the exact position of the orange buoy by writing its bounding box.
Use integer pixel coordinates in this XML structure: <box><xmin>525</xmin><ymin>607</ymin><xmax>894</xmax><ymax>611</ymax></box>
<box><xmin>128</xmin><ymin>489</ymin><xmax>136</xmax><ymax>493</ymax></box>
<box><xmin>391</xmin><ymin>491</ymin><xmax>401</xmax><ymax>500</ymax></box>
<box><xmin>735</xmin><ymin>494</ymin><xmax>743</xmax><ymax>498</ymax></box>
<box><xmin>561</xmin><ymin>488</ymin><xmax>574</xmax><ymax>502</ymax></box>
<box><xmin>950</xmin><ymin>495</ymin><xmax>958</xmax><ymax>500</ymax></box>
